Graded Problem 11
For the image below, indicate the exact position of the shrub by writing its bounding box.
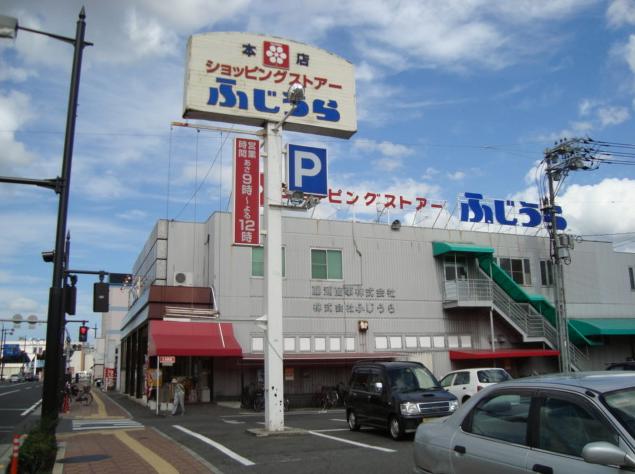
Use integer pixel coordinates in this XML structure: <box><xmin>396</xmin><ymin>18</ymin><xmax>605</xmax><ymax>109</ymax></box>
<box><xmin>17</xmin><ymin>419</ymin><xmax>57</xmax><ymax>474</ymax></box>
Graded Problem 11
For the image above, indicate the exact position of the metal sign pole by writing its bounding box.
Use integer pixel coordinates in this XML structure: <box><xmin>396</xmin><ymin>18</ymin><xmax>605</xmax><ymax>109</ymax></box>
<box><xmin>263</xmin><ymin>121</ymin><xmax>285</xmax><ymax>431</ymax></box>
<box><xmin>156</xmin><ymin>359</ymin><xmax>160</xmax><ymax>416</ymax></box>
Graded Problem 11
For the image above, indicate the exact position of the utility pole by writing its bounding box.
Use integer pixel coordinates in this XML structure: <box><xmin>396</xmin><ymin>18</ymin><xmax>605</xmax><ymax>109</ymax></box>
<box><xmin>544</xmin><ymin>144</ymin><xmax>570</xmax><ymax>372</ymax></box>
<box><xmin>542</xmin><ymin>138</ymin><xmax>598</xmax><ymax>372</ymax></box>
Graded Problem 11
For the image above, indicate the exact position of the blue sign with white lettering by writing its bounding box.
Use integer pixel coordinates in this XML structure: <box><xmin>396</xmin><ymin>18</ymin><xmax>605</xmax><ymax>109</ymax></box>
<box><xmin>459</xmin><ymin>192</ymin><xmax>567</xmax><ymax>230</ymax></box>
<box><xmin>287</xmin><ymin>144</ymin><xmax>328</xmax><ymax>196</ymax></box>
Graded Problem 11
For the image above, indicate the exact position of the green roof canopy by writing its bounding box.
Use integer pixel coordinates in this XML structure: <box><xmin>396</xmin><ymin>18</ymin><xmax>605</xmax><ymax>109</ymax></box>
<box><xmin>570</xmin><ymin>319</ymin><xmax>635</xmax><ymax>336</ymax></box>
<box><xmin>432</xmin><ymin>242</ymin><xmax>494</xmax><ymax>257</ymax></box>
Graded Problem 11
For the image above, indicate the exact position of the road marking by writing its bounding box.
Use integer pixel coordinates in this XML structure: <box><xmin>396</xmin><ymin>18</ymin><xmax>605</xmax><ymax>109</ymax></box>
<box><xmin>308</xmin><ymin>431</ymin><xmax>396</xmax><ymax>453</ymax></box>
<box><xmin>21</xmin><ymin>399</ymin><xmax>42</xmax><ymax>417</ymax></box>
<box><xmin>113</xmin><ymin>430</ymin><xmax>179</xmax><ymax>474</ymax></box>
<box><xmin>90</xmin><ymin>388</ymin><xmax>107</xmax><ymax>417</ymax></box>
<box><xmin>72</xmin><ymin>419</ymin><xmax>143</xmax><ymax>431</ymax></box>
<box><xmin>330</xmin><ymin>418</ymin><xmax>347</xmax><ymax>422</ymax></box>
<box><xmin>222</xmin><ymin>419</ymin><xmax>245</xmax><ymax>424</ymax></box>
<box><xmin>313</xmin><ymin>428</ymin><xmax>350</xmax><ymax>432</ymax></box>
<box><xmin>173</xmin><ymin>424</ymin><xmax>255</xmax><ymax>466</ymax></box>
<box><xmin>0</xmin><ymin>390</ymin><xmax>19</xmax><ymax>398</ymax></box>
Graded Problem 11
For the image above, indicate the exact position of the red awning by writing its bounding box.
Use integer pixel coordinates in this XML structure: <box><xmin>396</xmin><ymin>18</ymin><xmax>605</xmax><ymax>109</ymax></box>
<box><xmin>449</xmin><ymin>349</ymin><xmax>560</xmax><ymax>361</ymax></box>
<box><xmin>148</xmin><ymin>321</ymin><xmax>242</xmax><ymax>357</ymax></box>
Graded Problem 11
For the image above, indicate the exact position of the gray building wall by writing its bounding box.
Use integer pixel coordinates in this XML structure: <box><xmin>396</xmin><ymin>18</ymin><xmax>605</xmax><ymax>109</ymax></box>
<box><xmin>129</xmin><ymin>211</ymin><xmax>635</xmax><ymax>392</ymax></box>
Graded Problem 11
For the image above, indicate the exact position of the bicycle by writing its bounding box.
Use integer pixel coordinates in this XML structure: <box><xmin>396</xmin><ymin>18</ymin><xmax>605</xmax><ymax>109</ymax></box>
<box><xmin>75</xmin><ymin>384</ymin><xmax>93</xmax><ymax>406</ymax></box>
<box><xmin>319</xmin><ymin>387</ymin><xmax>339</xmax><ymax>411</ymax></box>
<box><xmin>253</xmin><ymin>391</ymin><xmax>290</xmax><ymax>412</ymax></box>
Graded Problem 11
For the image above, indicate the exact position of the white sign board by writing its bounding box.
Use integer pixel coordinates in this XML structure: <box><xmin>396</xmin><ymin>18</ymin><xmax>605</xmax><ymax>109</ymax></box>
<box><xmin>183</xmin><ymin>32</ymin><xmax>357</xmax><ymax>139</ymax></box>
<box><xmin>159</xmin><ymin>356</ymin><xmax>175</xmax><ymax>366</ymax></box>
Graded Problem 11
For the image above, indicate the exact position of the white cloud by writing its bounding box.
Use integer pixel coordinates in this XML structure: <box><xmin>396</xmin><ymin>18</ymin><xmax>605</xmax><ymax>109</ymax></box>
<box><xmin>123</xmin><ymin>8</ymin><xmax>179</xmax><ymax>59</ymax></box>
<box><xmin>0</xmin><ymin>57</ymin><xmax>36</xmax><ymax>82</ymax></box>
<box><xmin>578</xmin><ymin>98</ymin><xmax>596</xmax><ymax>116</ymax></box>
<box><xmin>607</xmin><ymin>0</ymin><xmax>635</xmax><ymax>27</ymax></box>
<box><xmin>558</xmin><ymin>178</ymin><xmax>635</xmax><ymax>236</ymax></box>
<box><xmin>116</xmin><ymin>209</ymin><xmax>149</xmax><ymax>221</ymax></box>
<box><xmin>0</xmin><ymin>90</ymin><xmax>37</xmax><ymax>174</ymax></box>
<box><xmin>373</xmin><ymin>158</ymin><xmax>402</xmax><ymax>172</ymax></box>
<box><xmin>597</xmin><ymin>105</ymin><xmax>630</xmax><ymax>126</ymax></box>
<box><xmin>353</xmin><ymin>138</ymin><xmax>415</xmax><ymax>158</ymax></box>
<box><xmin>447</xmin><ymin>171</ymin><xmax>466</xmax><ymax>181</ymax></box>
<box><xmin>623</xmin><ymin>35</ymin><xmax>635</xmax><ymax>74</ymax></box>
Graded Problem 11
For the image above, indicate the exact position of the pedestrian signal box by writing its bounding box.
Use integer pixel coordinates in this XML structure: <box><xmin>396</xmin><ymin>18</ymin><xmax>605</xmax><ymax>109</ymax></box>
<box><xmin>78</xmin><ymin>325</ymin><xmax>89</xmax><ymax>342</ymax></box>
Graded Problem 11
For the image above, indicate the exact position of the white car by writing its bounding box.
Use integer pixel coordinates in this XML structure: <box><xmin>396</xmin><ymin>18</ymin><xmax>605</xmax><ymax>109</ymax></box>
<box><xmin>414</xmin><ymin>372</ymin><xmax>635</xmax><ymax>474</ymax></box>
<box><xmin>9</xmin><ymin>373</ymin><xmax>24</xmax><ymax>383</ymax></box>
<box><xmin>439</xmin><ymin>367</ymin><xmax>511</xmax><ymax>404</ymax></box>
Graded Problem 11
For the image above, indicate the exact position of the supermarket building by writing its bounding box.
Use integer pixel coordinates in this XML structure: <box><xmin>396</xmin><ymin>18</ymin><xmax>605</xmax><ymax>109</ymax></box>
<box><xmin>118</xmin><ymin>212</ymin><xmax>635</xmax><ymax>405</ymax></box>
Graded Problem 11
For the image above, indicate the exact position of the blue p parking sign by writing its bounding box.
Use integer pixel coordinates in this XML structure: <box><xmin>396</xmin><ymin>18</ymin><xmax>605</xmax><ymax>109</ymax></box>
<box><xmin>287</xmin><ymin>144</ymin><xmax>328</xmax><ymax>196</ymax></box>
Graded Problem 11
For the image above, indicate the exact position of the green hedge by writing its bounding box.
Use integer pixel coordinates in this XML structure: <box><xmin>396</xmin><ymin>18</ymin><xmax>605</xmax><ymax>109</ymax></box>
<box><xmin>17</xmin><ymin>419</ymin><xmax>57</xmax><ymax>474</ymax></box>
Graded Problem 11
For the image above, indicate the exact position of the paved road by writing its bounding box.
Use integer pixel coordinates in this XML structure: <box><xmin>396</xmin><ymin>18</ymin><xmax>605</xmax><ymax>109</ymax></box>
<box><xmin>109</xmin><ymin>394</ymin><xmax>416</xmax><ymax>474</ymax></box>
<box><xmin>0</xmin><ymin>381</ymin><xmax>42</xmax><ymax>469</ymax></box>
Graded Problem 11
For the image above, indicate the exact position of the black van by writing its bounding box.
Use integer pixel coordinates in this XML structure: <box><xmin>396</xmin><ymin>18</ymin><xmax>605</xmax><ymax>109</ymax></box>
<box><xmin>345</xmin><ymin>361</ymin><xmax>458</xmax><ymax>440</ymax></box>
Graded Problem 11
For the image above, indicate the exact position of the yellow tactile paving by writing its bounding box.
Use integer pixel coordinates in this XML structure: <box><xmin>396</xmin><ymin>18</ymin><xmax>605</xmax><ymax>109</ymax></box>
<box><xmin>113</xmin><ymin>430</ymin><xmax>179</xmax><ymax>474</ymax></box>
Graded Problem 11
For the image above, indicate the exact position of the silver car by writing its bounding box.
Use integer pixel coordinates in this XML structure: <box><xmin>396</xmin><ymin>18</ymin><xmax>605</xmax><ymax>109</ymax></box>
<box><xmin>414</xmin><ymin>372</ymin><xmax>635</xmax><ymax>473</ymax></box>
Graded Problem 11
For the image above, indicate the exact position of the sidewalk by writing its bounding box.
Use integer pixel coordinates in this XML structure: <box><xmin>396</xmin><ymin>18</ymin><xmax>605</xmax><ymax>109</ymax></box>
<box><xmin>54</xmin><ymin>387</ymin><xmax>215</xmax><ymax>473</ymax></box>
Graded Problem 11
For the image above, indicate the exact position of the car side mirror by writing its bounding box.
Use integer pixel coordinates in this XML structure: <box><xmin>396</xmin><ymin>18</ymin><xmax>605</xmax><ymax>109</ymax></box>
<box><xmin>373</xmin><ymin>382</ymin><xmax>383</xmax><ymax>393</ymax></box>
<box><xmin>582</xmin><ymin>442</ymin><xmax>635</xmax><ymax>468</ymax></box>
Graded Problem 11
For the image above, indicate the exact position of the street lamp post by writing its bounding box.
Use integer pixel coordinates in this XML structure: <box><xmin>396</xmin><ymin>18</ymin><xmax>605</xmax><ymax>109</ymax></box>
<box><xmin>0</xmin><ymin>9</ymin><xmax>90</xmax><ymax>426</ymax></box>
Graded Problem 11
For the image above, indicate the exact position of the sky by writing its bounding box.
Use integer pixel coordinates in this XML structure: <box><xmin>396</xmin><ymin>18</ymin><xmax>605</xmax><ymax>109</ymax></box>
<box><xmin>2</xmin><ymin>0</ymin><xmax>635</xmax><ymax>343</ymax></box>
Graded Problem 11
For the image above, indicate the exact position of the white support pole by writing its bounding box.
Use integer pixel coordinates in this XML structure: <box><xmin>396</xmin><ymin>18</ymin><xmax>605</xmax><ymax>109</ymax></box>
<box><xmin>156</xmin><ymin>360</ymin><xmax>160</xmax><ymax>415</ymax></box>
<box><xmin>263</xmin><ymin>121</ymin><xmax>285</xmax><ymax>431</ymax></box>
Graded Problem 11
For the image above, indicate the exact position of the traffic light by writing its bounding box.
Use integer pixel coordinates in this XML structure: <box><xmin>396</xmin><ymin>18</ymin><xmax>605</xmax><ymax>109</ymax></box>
<box><xmin>78</xmin><ymin>325</ymin><xmax>88</xmax><ymax>342</ymax></box>
<box><xmin>65</xmin><ymin>284</ymin><xmax>77</xmax><ymax>315</ymax></box>
<box><xmin>93</xmin><ymin>282</ymin><xmax>109</xmax><ymax>312</ymax></box>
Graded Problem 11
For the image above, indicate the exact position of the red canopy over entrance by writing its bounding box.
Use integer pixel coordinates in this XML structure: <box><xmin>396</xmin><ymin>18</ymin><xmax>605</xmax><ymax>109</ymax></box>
<box><xmin>449</xmin><ymin>349</ymin><xmax>559</xmax><ymax>360</ymax></box>
<box><xmin>148</xmin><ymin>320</ymin><xmax>242</xmax><ymax>357</ymax></box>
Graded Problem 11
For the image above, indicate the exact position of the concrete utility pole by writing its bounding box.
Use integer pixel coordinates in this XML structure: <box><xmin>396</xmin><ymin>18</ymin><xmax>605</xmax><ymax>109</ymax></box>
<box><xmin>542</xmin><ymin>138</ymin><xmax>598</xmax><ymax>372</ymax></box>
<box><xmin>544</xmin><ymin>147</ymin><xmax>570</xmax><ymax>373</ymax></box>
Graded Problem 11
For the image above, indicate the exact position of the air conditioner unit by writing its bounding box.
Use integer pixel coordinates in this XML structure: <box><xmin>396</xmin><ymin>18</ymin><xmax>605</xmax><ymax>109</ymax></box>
<box><xmin>173</xmin><ymin>271</ymin><xmax>193</xmax><ymax>286</ymax></box>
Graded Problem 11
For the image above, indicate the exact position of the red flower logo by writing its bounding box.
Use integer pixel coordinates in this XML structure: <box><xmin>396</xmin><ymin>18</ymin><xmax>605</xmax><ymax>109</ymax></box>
<box><xmin>263</xmin><ymin>41</ymin><xmax>289</xmax><ymax>69</ymax></box>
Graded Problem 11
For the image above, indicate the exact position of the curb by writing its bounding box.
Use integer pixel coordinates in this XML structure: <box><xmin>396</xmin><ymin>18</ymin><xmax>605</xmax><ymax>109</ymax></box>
<box><xmin>52</xmin><ymin>441</ymin><xmax>66</xmax><ymax>474</ymax></box>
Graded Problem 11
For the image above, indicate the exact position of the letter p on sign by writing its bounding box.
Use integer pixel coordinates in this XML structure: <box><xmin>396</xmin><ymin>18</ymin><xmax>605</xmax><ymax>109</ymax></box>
<box><xmin>287</xmin><ymin>144</ymin><xmax>328</xmax><ymax>196</ymax></box>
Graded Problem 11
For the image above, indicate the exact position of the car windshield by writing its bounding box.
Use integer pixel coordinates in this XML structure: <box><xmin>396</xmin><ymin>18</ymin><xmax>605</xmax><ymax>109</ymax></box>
<box><xmin>603</xmin><ymin>387</ymin><xmax>635</xmax><ymax>438</ymax></box>
<box><xmin>389</xmin><ymin>366</ymin><xmax>440</xmax><ymax>392</ymax></box>
<box><xmin>477</xmin><ymin>369</ymin><xmax>511</xmax><ymax>383</ymax></box>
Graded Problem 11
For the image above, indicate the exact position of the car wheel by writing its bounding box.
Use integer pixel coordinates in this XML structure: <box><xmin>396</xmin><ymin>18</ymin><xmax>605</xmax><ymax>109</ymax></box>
<box><xmin>347</xmin><ymin>410</ymin><xmax>360</xmax><ymax>431</ymax></box>
<box><xmin>462</xmin><ymin>395</ymin><xmax>471</xmax><ymax>404</ymax></box>
<box><xmin>389</xmin><ymin>416</ymin><xmax>403</xmax><ymax>440</ymax></box>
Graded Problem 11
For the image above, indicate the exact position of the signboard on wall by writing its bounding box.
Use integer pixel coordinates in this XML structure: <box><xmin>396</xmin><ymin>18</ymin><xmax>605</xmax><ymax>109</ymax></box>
<box><xmin>460</xmin><ymin>192</ymin><xmax>567</xmax><ymax>230</ymax></box>
<box><xmin>183</xmin><ymin>32</ymin><xmax>357</xmax><ymax>138</ymax></box>
<box><xmin>233</xmin><ymin>138</ymin><xmax>260</xmax><ymax>246</ymax></box>
<box><xmin>2</xmin><ymin>344</ymin><xmax>20</xmax><ymax>358</ymax></box>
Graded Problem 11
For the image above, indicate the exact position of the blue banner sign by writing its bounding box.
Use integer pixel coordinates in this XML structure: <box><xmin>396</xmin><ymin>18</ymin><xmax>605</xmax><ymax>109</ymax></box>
<box><xmin>2</xmin><ymin>344</ymin><xmax>21</xmax><ymax>358</ymax></box>
<box><xmin>460</xmin><ymin>192</ymin><xmax>566</xmax><ymax>230</ymax></box>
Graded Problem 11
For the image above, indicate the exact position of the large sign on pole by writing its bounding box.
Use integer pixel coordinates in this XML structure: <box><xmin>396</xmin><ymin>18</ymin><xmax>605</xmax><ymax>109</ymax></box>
<box><xmin>233</xmin><ymin>138</ymin><xmax>260</xmax><ymax>246</ymax></box>
<box><xmin>183</xmin><ymin>32</ymin><xmax>357</xmax><ymax>139</ymax></box>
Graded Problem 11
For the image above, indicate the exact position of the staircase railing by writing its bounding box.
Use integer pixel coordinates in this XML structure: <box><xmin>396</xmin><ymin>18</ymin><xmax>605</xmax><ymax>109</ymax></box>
<box><xmin>443</xmin><ymin>279</ymin><xmax>491</xmax><ymax>302</ymax></box>
<box><xmin>440</xmin><ymin>269</ymin><xmax>586</xmax><ymax>370</ymax></box>
<box><xmin>491</xmin><ymin>285</ymin><xmax>558</xmax><ymax>347</ymax></box>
